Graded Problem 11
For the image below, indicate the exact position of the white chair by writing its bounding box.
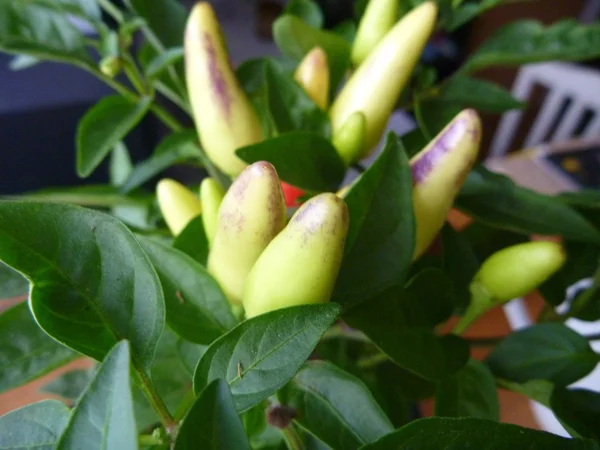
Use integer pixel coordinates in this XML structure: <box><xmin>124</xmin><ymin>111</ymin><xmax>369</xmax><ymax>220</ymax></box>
<box><xmin>489</xmin><ymin>62</ymin><xmax>600</xmax><ymax>158</ymax></box>
<box><xmin>487</xmin><ymin>61</ymin><xmax>600</xmax><ymax>437</ymax></box>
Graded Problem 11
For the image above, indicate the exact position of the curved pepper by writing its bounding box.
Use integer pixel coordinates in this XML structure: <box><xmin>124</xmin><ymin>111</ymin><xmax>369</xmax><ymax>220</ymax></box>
<box><xmin>330</xmin><ymin>2</ymin><xmax>437</xmax><ymax>157</ymax></box>
<box><xmin>351</xmin><ymin>0</ymin><xmax>399</xmax><ymax>67</ymax></box>
<box><xmin>243</xmin><ymin>193</ymin><xmax>349</xmax><ymax>318</ymax></box>
<box><xmin>156</xmin><ymin>179</ymin><xmax>203</xmax><ymax>236</ymax></box>
<box><xmin>185</xmin><ymin>2</ymin><xmax>263</xmax><ymax>176</ymax></box>
<box><xmin>410</xmin><ymin>109</ymin><xmax>482</xmax><ymax>260</ymax></box>
<box><xmin>207</xmin><ymin>162</ymin><xmax>286</xmax><ymax>306</ymax></box>
<box><xmin>199</xmin><ymin>177</ymin><xmax>225</xmax><ymax>245</ymax></box>
<box><xmin>332</xmin><ymin>111</ymin><xmax>367</xmax><ymax>166</ymax></box>
<box><xmin>454</xmin><ymin>241</ymin><xmax>566</xmax><ymax>334</ymax></box>
<box><xmin>294</xmin><ymin>46</ymin><xmax>330</xmax><ymax>110</ymax></box>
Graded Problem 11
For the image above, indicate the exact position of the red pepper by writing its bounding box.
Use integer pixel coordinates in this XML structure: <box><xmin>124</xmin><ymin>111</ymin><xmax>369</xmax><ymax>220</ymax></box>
<box><xmin>281</xmin><ymin>182</ymin><xmax>305</xmax><ymax>207</ymax></box>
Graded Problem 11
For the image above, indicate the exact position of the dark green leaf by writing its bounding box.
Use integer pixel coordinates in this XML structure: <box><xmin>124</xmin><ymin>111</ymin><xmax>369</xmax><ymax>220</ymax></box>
<box><xmin>399</xmin><ymin>128</ymin><xmax>428</xmax><ymax>159</ymax></box>
<box><xmin>77</xmin><ymin>95</ymin><xmax>152</xmax><ymax>178</ymax></box>
<box><xmin>417</xmin><ymin>98</ymin><xmax>462</xmax><ymax>138</ymax></box>
<box><xmin>464</xmin><ymin>20</ymin><xmax>600</xmax><ymax>73</ymax></box>
<box><xmin>237</xmin><ymin>132</ymin><xmax>345</xmax><ymax>192</ymax></box>
<box><xmin>287</xmin><ymin>361</ymin><xmax>394</xmax><ymax>450</ymax></box>
<box><xmin>333</xmin><ymin>134</ymin><xmax>415</xmax><ymax>306</ymax></box>
<box><xmin>243</xmin><ymin>402</ymin><xmax>268</xmax><ymax>442</ymax></box>
<box><xmin>273</xmin><ymin>14</ymin><xmax>351</xmax><ymax>91</ymax></box>
<box><xmin>539</xmin><ymin>242</ymin><xmax>599</xmax><ymax>307</ymax></box>
<box><xmin>285</xmin><ymin>0</ymin><xmax>323</xmax><ymax>29</ymax></box>
<box><xmin>441</xmin><ymin>223</ymin><xmax>479</xmax><ymax>311</ymax></box>
<box><xmin>121</xmin><ymin>131</ymin><xmax>202</xmax><ymax>193</ymax></box>
<box><xmin>175</xmin><ymin>379</ymin><xmax>251</xmax><ymax>450</ymax></box>
<box><xmin>0</xmin><ymin>2</ymin><xmax>91</xmax><ymax>64</ymax></box>
<box><xmin>442</xmin><ymin>0</ymin><xmax>502</xmax><ymax>31</ymax></box>
<box><xmin>133</xmin><ymin>328</ymin><xmax>206</xmax><ymax>431</ymax></box>
<box><xmin>57</xmin><ymin>341</ymin><xmax>136</xmax><ymax>450</ymax></box>
<box><xmin>172</xmin><ymin>216</ymin><xmax>210</xmax><ymax>266</ymax></box>
<box><xmin>0</xmin><ymin>261</ymin><xmax>28</xmax><ymax>299</ymax></box>
<box><xmin>400</xmin><ymin>268</ymin><xmax>456</xmax><ymax>327</ymax></box>
<box><xmin>359</xmin><ymin>417</ymin><xmax>599</xmax><ymax>450</ymax></box>
<box><xmin>125</xmin><ymin>0</ymin><xmax>187</xmax><ymax>49</ymax></box>
<box><xmin>0</xmin><ymin>400</ymin><xmax>71</xmax><ymax>450</ymax></box>
<box><xmin>264</xmin><ymin>62</ymin><xmax>330</xmax><ymax>136</ymax></box>
<box><xmin>551</xmin><ymin>388</ymin><xmax>600</xmax><ymax>440</ymax></box>
<box><xmin>145</xmin><ymin>47</ymin><xmax>184</xmax><ymax>79</ymax></box>
<box><xmin>460</xmin><ymin>220</ymin><xmax>529</xmax><ymax>262</ymax></box>
<box><xmin>0</xmin><ymin>302</ymin><xmax>78</xmax><ymax>393</ymax></box>
<box><xmin>457</xmin><ymin>165</ymin><xmax>600</xmax><ymax>243</ymax></box>
<box><xmin>497</xmin><ymin>378</ymin><xmax>554</xmax><ymax>407</ymax></box>
<box><xmin>30</xmin><ymin>0</ymin><xmax>101</xmax><ymax>20</ymax></box>
<box><xmin>486</xmin><ymin>323</ymin><xmax>598</xmax><ymax>386</ymax></box>
<box><xmin>558</xmin><ymin>189</ymin><xmax>600</xmax><ymax>229</ymax></box>
<box><xmin>436</xmin><ymin>75</ymin><xmax>525</xmax><ymax>113</ymax></box>
<box><xmin>41</xmin><ymin>368</ymin><xmax>96</xmax><ymax>400</ymax></box>
<box><xmin>138</xmin><ymin>237</ymin><xmax>236</xmax><ymax>344</ymax></box>
<box><xmin>332</xmin><ymin>21</ymin><xmax>357</xmax><ymax>44</ymax></box>
<box><xmin>237</xmin><ymin>58</ymin><xmax>270</xmax><ymax>95</ymax></box>
<box><xmin>194</xmin><ymin>304</ymin><xmax>341</xmax><ymax>412</ymax></box>
<box><xmin>344</xmin><ymin>288</ymin><xmax>469</xmax><ymax>380</ymax></box>
<box><xmin>16</xmin><ymin>185</ymin><xmax>153</xmax><ymax>208</ymax></box>
<box><xmin>0</xmin><ymin>201</ymin><xmax>165</xmax><ymax>372</ymax></box>
<box><xmin>435</xmin><ymin>358</ymin><xmax>499</xmax><ymax>421</ymax></box>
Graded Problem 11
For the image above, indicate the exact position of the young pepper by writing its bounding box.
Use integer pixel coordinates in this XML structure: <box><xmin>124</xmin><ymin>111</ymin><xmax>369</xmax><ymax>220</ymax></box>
<box><xmin>156</xmin><ymin>179</ymin><xmax>203</xmax><ymax>236</ymax></box>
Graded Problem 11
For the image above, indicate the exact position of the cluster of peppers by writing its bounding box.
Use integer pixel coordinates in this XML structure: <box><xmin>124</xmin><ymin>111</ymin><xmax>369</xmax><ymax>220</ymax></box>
<box><xmin>157</xmin><ymin>0</ymin><xmax>566</xmax><ymax>321</ymax></box>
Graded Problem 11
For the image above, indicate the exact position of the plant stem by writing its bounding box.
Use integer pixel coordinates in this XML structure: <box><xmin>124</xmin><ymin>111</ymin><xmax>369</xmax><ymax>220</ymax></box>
<box><xmin>123</xmin><ymin>54</ymin><xmax>150</xmax><ymax>95</ymax></box>
<box><xmin>155</xmin><ymin>81</ymin><xmax>192</xmax><ymax>115</ymax></box>
<box><xmin>356</xmin><ymin>352</ymin><xmax>389</xmax><ymax>369</ymax></box>
<box><xmin>134</xmin><ymin>366</ymin><xmax>178</xmax><ymax>435</ymax></box>
<box><xmin>138</xmin><ymin>434</ymin><xmax>162</xmax><ymax>446</ymax></box>
<box><xmin>99</xmin><ymin>0</ymin><xmax>124</xmax><ymax>23</ymax></box>
<box><xmin>282</xmin><ymin>426</ymin><xmax>305</xmax><ymax>450</ymax></box>
<box><xmin>173</xmin><ymin>388</ymin><xmax>196</xmax><ymax>422</ymax></box>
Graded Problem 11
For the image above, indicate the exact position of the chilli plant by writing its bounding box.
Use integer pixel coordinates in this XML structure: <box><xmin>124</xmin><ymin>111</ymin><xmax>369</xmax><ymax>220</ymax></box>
<box><xmin>1</xmin><ymin>0</ymin><xmax>600</xmax><ymax>449</ymax></box>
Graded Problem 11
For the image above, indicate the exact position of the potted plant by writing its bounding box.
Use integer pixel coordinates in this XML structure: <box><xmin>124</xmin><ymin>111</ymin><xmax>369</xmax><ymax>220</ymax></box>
<box><xmin>1</xmin><ymin>0</ymin><xmax>600</xmax><ymax>448</ymax></box>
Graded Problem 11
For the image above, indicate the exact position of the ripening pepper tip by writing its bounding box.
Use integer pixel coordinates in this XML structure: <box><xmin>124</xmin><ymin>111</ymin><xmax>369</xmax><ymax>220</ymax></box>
<box><xmin>156</xmin><ymin>179</ymin><xmax>203</xmax><ymax>236</ymax></box>
<box><xmin>330</xmin><ymin>1</ymin><xmax>438</xmax><ymax>157</ymax></box>
<box><xmin>294</xmin><ymin>46</ymin><xmax>330</xmax><ymax>110</ymax></box>
<box><xmin>208</xmin><ymin>161</ymin><xmax>286</xmax><ymax>306</ymax></box>
<box><xmin>351</xmin><ymin>0</ymin><xmax>399</xmax><ymax>67</ymax></box>
<box><xmin>185</xmin><ymin>2</ymin><xmax>263</xmax><ymax>177</ymax></box>
<box><xmin>199</xmin><ymin>177</ymin><xmax>225</xmax><ymax>245</ymax></box>
<box><xmin>243</xmin><ymin>193</ymin><xmax>349</xmax><ymax>318</ymax></box>
<box><xmin>410</xmin><ymin>109</ymin><xmax>482</xmax><ymax>260</ymax></box>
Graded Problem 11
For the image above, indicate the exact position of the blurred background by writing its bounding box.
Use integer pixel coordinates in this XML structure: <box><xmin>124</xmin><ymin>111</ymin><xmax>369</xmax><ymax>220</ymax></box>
<box><xmin>2</xmin><ymin>0</ymin><xmax>599</xmax><ymax>195</ymax></box>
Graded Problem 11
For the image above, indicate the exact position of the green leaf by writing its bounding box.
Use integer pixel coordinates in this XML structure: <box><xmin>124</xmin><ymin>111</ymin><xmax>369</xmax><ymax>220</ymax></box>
<box><xmin>332</xmin><ymin>20</ymin><xmax>357</xmax><ymax>45</ymax></box>
<box><xmin>145</xmin><ymin>47</ymin><xmax>185</xmax><ymax>79</ymax></box>
<box><xmin>0</xmin><ymin>201</ymin><xmax>165</xmax><ymax>372</ymax></box>
<box><xmin>237</xmin><ymin>132</ymin><xmax>345</xmax><ymax>192</ymax></box>
<box><xmin>273</xmin><ymin>14</ymin><xmax>351</xmax><ymax>91</ymax></box>
<box><xmin>333</xmin><ymin>134</ymin><xmax>415</xmax><ymax>306</ymax></box>
<box><xmin>435</xmin><ymin>75</ymin><xmax>525</xmax><ymax>113</ymax></box>
<box><xmin>57</xmin><ymin>341</ymin><xmax>136</xmax><ymax>450</ymax></box>
<box><xmin>457</xmin><ymin>165</ymin><xmax>600</xmax><ymax>243</ymax></box>
<box><xmin>0</xmin><ymin>261</ymin><xmax>28</xmax><ymax>299</ymax></box>
<box><xmin>41</xmin><ymin>368</ymin><xmax>96</xmax><ymax>401</ymax></box>
<box><xmin>264</xmin><ymin>62</ymin><xmax>330</xmax><ymax>136</ymax></box>
<box><xmin>400</xmin><ymin>268</ymin><xmax>456</xmax><ymax>327</ymax></box>
<box><xmin>285</xmin><ymin>0</ymin><xmax>324</xmax><ymax>29</ymax></box>
<box><xmin>344</xmin><ymin>287</ymin><xmax>469</xmax><ymax>381</ymax></box>
<box><xmin>0</xmin><ymin>302</ymin><xmax>78</xmax><ymax>393</ymax></box>
<box><xmin>435</xmin><ymin>358</ymin><xmax>499</xmax><ymax>421</ymax></box>
<box><xmin>16</xmin><ymin>185</ymin><xmax>153</xmax><ymax>208</ymax></box>
<box><xmin>0</xmin><ymin>2</ymin><xmax>91</xmax><ymax>64</ymax></box>
<box><xmin>441</xmin><ymin>223</ymin><xmax>479</xmax><ymax>311</ymax></box>
<box><xmin>486</xmin><ymin>323</ymin><xmax>599</xmax><ymax>386</ymax></box>
<box><xmin>132</xmin><ymin>328</ymin><xmax>206</xmax><ymax>431</ymax></box>
<box><xmin>29</xmin><ymin>0</ymin><xmax>101</xmax><ymax>20</ymax></box>
<box><xmin>109</xmin><ymin>142</ymin><xmax>133</xmax><ymax>187</ymax></box>
<box><xmin>359</xmin><ymin>417</ymin><xmax>599</xmax><ymax>450</ymax></box>
<box><xmin>287</xmin><ymin>361</ymin><xmax>394</xmax><ymax>450</ymax></box>
<box><xmin>138</xmin><ymin>237</ymin><xmax>236</xmax><ymax>344</ymax></box>
<box><xmin>539</xmin><ymin>242</ymin><xmax>599</xmax><ymax>307</ymax></box>
<box><xmin>558</xmin><ymin>189</ymin><xmax>600</xmax><ymax>229</ymax></box>
<box><xmin>551</xmin><ymin>388</ymin><xmax>600</xmax><ymax>440</ymax></box>
<box><xmin>194</xmin><ymin>304</ymin><xmax>341</xmax><ymax>412</ymax></box>
<box><xmin>0</xmin><ymin>400</ymin><xmax>71</xmax><ymax>450</ymax></box>
<box><xmin>77</xmin><ymin>95</ymin><xmax>152</xmax><ymax>178</ymax></box>
<box><xmin>464</xmin><ymin>20</ymin><xmax>600</xmax><ymax>73</ymax></box>
<box><xmin>416</xmin><ymin>97</ymin><xmax>462</xmax><ymax>139</ymax></box>
<box><xmin>125</xmin><ymin>0</ymin><xmax>187</xmax><ymax>49</ymax></box>
<box><xmin>175</xmin><ymin>379</ymin><xmax>251</xmax><ymax>450</ymax></box>
<box><xmin>497</xmin><ymin>378</ymin><xmax>554</xmax><ymax>407</ymax></box>
<box><xmin>442</xmin><ymin>0</ymin><xmax>502</xmax><ymax>31</ymax></box>
<box><xmin>172</xmin><ymin>216</ymin><xmax>210</xmax><ymax>266</ymax></box>
<box><xmin>121</xmin><ymin>131</ymin><xmax>202</xmax><ymax>194</ymax></box>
